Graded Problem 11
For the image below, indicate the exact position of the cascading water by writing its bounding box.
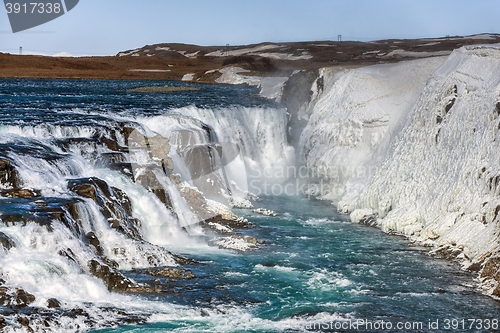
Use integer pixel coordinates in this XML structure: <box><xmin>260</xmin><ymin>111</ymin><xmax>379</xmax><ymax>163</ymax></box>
<box><xmin>0</xmin><ymin>78</ymin><xmax>498</xmax><ymax>333</ymax></box>
<box><xmin>0</xmin><ymin>79</ymin><xmax>298</xmax><ymax>331</ymax></box>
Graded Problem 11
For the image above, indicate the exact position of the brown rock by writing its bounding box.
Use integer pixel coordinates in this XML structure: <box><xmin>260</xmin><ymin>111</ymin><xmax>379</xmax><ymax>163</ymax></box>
<box><xmin>88</xmin><ymin>260</ymin><xmax>134</xmax><ymax>292</ymax></box>
<box><xmin>17</xmin><ymin>316</ymin><xmax>29</xmax><ymax>327</ymax></box>
<box><xmin>0</xmin><ymin>159</ymin><xmax>19</xmax><ymax>189</ymax></box>
<box><xmin>15</xmin><ymin>289</ymin><xmax>36</xmax><ymax>307</ymax></box>
<box><xmin>145</xmin><ymin>267</ymin><xmax>194</xmax><ymax>280</ymax></box>
<box><xmin>0</xmin><ymin>232</ymin><xmax>15</xmax><ymax>250</ymax></box>
<box><xmin>481</xmin><ymin>256</ymin><xmax>500</xmax><ymax>280</ymax></box>
<box><xmin>0</xmin><ymin>188</ymin><xmax>40</xmax><ymax>198</ymax></box>
<box><xmin>47</xmin><ymin>298</ymin><xmax>61</xmax><ymax>308</ymax></box>
<box><xmin>86</xmin><ymin>232</ymin><xmax>103</xmax><ymax>255</ymax></box>
<box><xmin>69</xmin><ymin>184</ymin><xmax>97</xmax><ymax>201</ymax></box>
<box><xmin>68</xmin><ymin>178</ymin><xmax>142</xmax><ymax>239</ymax></box>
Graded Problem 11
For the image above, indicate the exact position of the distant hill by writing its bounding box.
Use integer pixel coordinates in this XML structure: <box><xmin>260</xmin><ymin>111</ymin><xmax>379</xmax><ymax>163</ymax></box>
<box><xmin>1</xmin><ymin>34</ymin><xmax>499</xmax><ymax>81</ymax></box>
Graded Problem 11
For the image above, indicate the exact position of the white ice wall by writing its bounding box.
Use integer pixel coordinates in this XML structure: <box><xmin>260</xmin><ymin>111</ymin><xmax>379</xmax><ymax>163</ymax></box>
<box><xmin>302</xmin><ymin>45</ymin><xmax>500</xmax><ymax>294</ymax></box>
<box><xmin>301</xmin><ymin>57</ymin><xmax>446</xmax><ymax>201</ymax></box>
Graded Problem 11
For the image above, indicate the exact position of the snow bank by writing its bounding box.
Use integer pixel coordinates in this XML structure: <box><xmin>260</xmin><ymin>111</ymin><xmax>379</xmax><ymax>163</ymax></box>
<box><xmin>302</xmin><ymin>45</ymin><xmax>500</xmax><ymax>294</ymax></box>
<box><xmin>181</xmin><ymin>73</ymin><xmax>195</xmax><ymax>81</ymax></box>
<box><xmin>215</xmin><ymin>67</ymin><xmax>260</xmax><ymax>86</ymax></box>
<box><xmin>216</xmin><ymin>67</ymin><xmax>288</xmax><ymax>102</ymax></box>
<box><xmin>205</xmin><ymin>44</ymin><xmax>281</xmax><ymax>57</ymax></box>
<box><xmin>384</xmin><ymin>49</ymin><xmax>451</xmax><ymax>58</ymax></box>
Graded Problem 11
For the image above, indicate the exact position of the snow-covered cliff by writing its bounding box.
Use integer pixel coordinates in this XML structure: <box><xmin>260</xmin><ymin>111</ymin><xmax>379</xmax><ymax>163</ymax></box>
<box><xmin>301</xmin><ymin>45</ymin><xmax>500</xmax><ymax>296</ymax></box>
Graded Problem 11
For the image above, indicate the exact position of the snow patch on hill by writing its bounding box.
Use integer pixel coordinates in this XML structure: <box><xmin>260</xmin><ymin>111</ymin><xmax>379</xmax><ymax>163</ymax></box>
<box><xmin>205</xmin><ymin>44</ymin><xmax>281</xmax><ymax>57</ymax></box>
<box><xmin>215</xmin><ymin>67</ymin><xmax>288</xmax><ymax>102</ymax></box>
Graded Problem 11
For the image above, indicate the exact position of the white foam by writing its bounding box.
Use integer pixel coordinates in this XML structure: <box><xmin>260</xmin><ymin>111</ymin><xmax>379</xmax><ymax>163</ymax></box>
<box><xmin>307</xmin><ymin>269</ymin><xmax>353</xmax><ymax>291</ymax></box>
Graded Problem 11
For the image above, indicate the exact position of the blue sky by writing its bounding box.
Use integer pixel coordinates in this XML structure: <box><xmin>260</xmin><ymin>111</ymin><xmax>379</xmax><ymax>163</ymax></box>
<box><xmin>1</xmin><ymin>0</ymin><xmax>499</xmax><ymax>56</ymax></box>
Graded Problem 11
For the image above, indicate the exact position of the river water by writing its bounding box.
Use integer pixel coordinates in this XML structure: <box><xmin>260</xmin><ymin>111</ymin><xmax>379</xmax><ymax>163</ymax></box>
<box><xmin>0</xmin><ymin>79</ymin><xmax>498</xmax><ymax>332</ymax></box>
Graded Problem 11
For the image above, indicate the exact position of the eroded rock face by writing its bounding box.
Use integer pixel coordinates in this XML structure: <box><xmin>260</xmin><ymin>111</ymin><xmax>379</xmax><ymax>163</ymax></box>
<box><xmin>0</xmin><ymin>159</ymin><xmax>43</xmax><ymax>200</ymax></box>
<box><xmin>480</xmin><ymin>255</ymin><xmax>500</xmax><ymax>296</ymax></box>
<box><xmin>46</xmin><ymin>298</ymin><xmax>61</xmax><ymax>309</ymax></box>
<box><xmin>0</xmin><ymin>188</ymin><xmax>40</xmax><ymax>199</ymax></box>
<box><xmin>0</xmin><ymin>159</ymin><xmax>19</xmax><ymax>189</ymax></box>
<box><xmin>145</xmin><ymin>267</ymin><xmax>195</xmax><ymax>280</ymax></box>
<box><xmin>0</xmin><ymin>232</ymin><xmax>15</xmax><ymax>250</ymax></box>
<box><xmin>68</xmin><ymin>177</ymin><xmax>142</xmax><ymax>239</ymax></box>
<box><xmin>0</xmin><ymin>287</ymin><xmax>36</xmax><ymax>308</ymax></box>
<box><xmin>88</xmin><ymin>260</ymin><xmax>134</xmax><ymax>292</ymax></box>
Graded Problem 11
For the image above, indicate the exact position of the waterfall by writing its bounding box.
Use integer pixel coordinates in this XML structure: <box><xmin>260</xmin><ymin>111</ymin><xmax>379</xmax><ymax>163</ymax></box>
<box><xmin>0</xmin><ymin>101</ymin><xmax>294</xmax><ymax>325</ymax></box>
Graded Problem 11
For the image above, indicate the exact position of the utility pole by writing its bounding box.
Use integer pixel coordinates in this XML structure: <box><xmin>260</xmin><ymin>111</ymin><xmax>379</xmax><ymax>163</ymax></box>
<box><xmin>225</xmin><ymin>44</ymin><xmax>229</xmax><ymax>56</ymax></box>
<box><xmin>19</xmin><ymin>46</ymin><xmax>22</xmax><ymax>55</ymax></box>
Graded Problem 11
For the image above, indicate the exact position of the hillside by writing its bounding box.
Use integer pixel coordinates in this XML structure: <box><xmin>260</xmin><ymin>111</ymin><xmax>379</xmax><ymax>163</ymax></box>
<box><xmin>1</xmin><ymin>34</ymin><xmax>499</xmax><ymax>81</ymax></box>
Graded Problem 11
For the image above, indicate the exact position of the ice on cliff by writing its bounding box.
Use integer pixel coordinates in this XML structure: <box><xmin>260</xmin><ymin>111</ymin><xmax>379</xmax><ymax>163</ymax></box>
<box><xmin>301</xmin><ymin>45</ymin><xmax>500</xmax><ymax>294</ymax></box>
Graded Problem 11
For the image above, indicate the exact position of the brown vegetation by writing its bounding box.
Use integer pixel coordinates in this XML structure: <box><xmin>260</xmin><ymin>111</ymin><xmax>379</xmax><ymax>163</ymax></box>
<box><xmin>2</xmin><ymin>34</ymin><xmax>500</xmax><ymax>82</ymax></box>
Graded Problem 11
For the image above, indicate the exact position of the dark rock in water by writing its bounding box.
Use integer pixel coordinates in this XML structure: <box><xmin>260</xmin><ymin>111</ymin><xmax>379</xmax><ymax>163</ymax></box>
<box><xmin>68</xmin><ymin>177</ymin><xmax>142</xmax><ymax>239</ymax></box>
<box><xmin>0</xmin><ymin>159</ymin><xmax>19</xmax><ymax>189</ymax></box>
<box><xmin>359</xmin><ymin>214</ymin><xmax>378</xmax><ymax>227</ymax></box>
<box><xmin>58</xmin><ymin>248</ymin><xmax>77</xmax><ymax>264</ymax></box>
<box><xmin>465</xmin><ymin>261</ymin><xmax>482</xmax><ymax>272</ymax></box>
<box><xmin>0</xmin><ymin>213</ymin><xmax>53</xmax><ymax>231</ymax></box>
<box><xmin>1</xmin><ymin>288</ymin><xmax>36</xmax><ymax>308</ymax></box>
<box><xmin>17</xmin><ymin>316</ymin><xmax>29</xmax><ymax>327</ymax></box>
<box><xmin>94</xmin><ymin>150</ymin><xmax>134</xmax><ymax>180</ymax></box>
<box><xmin>429</xmin><ymin>244</ymin><xmax>463</xmax><ymax>260</ymax></box>
<box><xmin>107</xmin><ymin>162</ymin><xmax>135</xmax><ymax>180</ymax></box>
<box><xmin>15</xmin><ymin>289</ymin><xmax>36</xmax><ymax>307</ymax></box>
<box><xmin>46</xmin><ymin>298</ymin><xmax>61</xmax><ymax>308</ymax></box>
<box><xmin>88</xmin><ymin>260</ymin><xmax>134</xmax><ymax>292</ymax></box>
<box><xmin>145</xmin><ymin>267</ymin><xmax>195</xmax><ymax>280</ymax></box>
<box><xmin>436</xmin><ymin>288</ymin><xmax>446</xmax><ymax>294</ymax></box>
<box><xmin>262</xmin><ymin>262</ymin><xmax>276</xmax><ymax>267</ymax></box>
<box><xmin>100</xmin><ymin>137</ymin><xmax>127</xmax><ymax>152</ymax></box>
<box><xmin>0</xmin><ymin>188</ymin><xmax>40</xmax><ymax>198</ymax></box>
<box><xmin>480</xmin><ymin>255</ymin><xmax>500</xmax><ymax>296</ymax></box>
<box><xmin>0</xmin><ymin>232</ymin><xmax>15</xmax><ymax>250</ymax></box>
<box><xmin>69</xmin><ymin>183</ymin><xmax>97</xmax><ymax>202</ymax></box>
<box><xmin>86</xmin><ymin>232</ymin><xmax>103</xmax><ymax>256</ymax></box>
<box><xmin>202</xmin><ymin>214</ymin><xmax>254</xmax><ymax>229</ymax></box>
